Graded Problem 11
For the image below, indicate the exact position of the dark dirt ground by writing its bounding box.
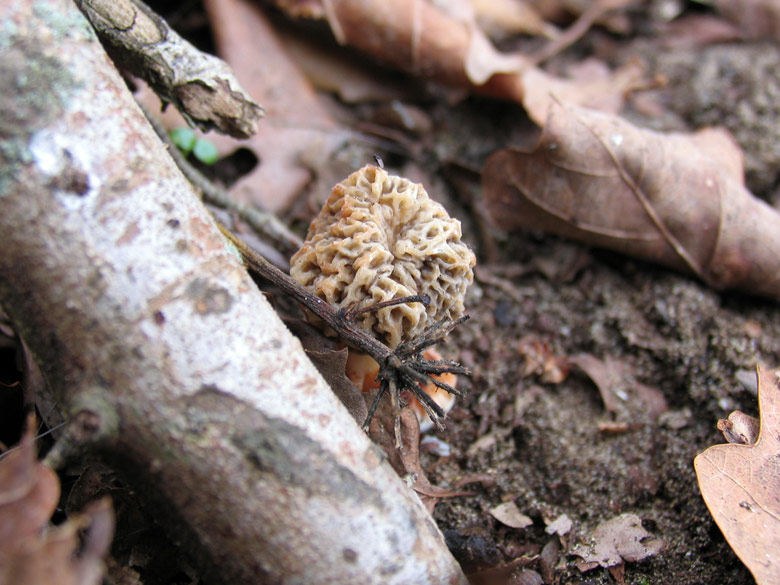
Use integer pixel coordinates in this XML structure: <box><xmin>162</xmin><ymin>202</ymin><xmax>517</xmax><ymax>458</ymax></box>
<box><xmin>420</xmin><ymin>33</ymin><xmax>780</xmax><ymax>585</ymax></box>
<box><xmin>2</xmin><ymin>3</ymin><xmax>780</xmax><ymax>585</ymax></box>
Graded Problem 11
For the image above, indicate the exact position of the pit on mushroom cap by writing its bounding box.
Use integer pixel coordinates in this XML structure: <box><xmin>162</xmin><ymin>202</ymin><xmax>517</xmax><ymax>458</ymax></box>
<box><xmin>290</xmin><ymin>165</ymin><xmax>476</xmax><ymax>349</ymax></box>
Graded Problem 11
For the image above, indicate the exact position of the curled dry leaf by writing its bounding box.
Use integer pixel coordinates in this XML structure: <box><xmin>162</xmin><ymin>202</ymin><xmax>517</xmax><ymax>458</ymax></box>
<box><xmin>717</xmin><ymin>410</ymin><xmax>760</xmax><ymax>445</ymax></box>
<box><xmin>483</xmin><ymin>101</ymin><xmax>780</xmax><ymax>299</ymax></box>
<box><xmin>319</xmin><ymin>0</ymin><xmax>528</xmax><ymax>86</ymax></box>
<box><xmin>284</xmin><ymin>318</ymin><xmax>368</xmax><ymax>424</ymax></box>
<box><xmin>0</xmin><ymin>419</ymin><xmax>114</xmax><ymax>585</ymax></box>
<box><xmin>366</xmin><ymin>395</ymin><xmax>473</xmax><ymax>513</ymax></box>
<box><xmin>694</xmin><ymin>366</ymin><xmax>780</xmax><ymax>585</ymax></box>
<box><xmin>272</xmin><ymin>0</ymin><xmax>640</xmax><ymax>119</ymax></box>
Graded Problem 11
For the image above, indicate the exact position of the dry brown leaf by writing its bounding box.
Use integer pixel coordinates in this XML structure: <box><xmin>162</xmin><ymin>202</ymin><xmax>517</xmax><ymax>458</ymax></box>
<box><xmin>694</xmin><ymin>365</ymin><xmax>780</xmax><ymax>585</ymax></box>
<box><xmin>717</xmin><ymin>410</ymin><xmax>761</xmax><ymax>445</ymax></box>
<box><xmin>321</xmin><ymin>0</ymin><xmax>528</xmax><ymax>86</ymax></box>
<box><xmin>0</xmin><ymin>419</ymin><xmax>114</xmax><ymax>585</ymax></box>
<box><xmin>202</xmin><ymin>0</ymin><xmax>346</xmax><ymax>212</ymax></box>
<box><xmin>488</xmin><ymin>501</ymin><xmax>533</xmax><ymax>529</ymax></box>
<box><xmin>545</xmin><ymin>513</ymin><xmax>573</xmax><ymax>536</ymax></box>
<box><xmin>570</xmin><ymin>354</ymin><xmax>668</xmax><ymax>422</ymax></box>
<box><xmin>272</xmin><ymin>0</ymin><xmax>640</xmax><ymax>120</ymax></box>
<box><xmin>483</xmin><ymin>100</ymin><xmax>780</xmax><ymax>299</ymax></box>
<box><xmin>0</xmin><ymin>418</ymin><xmax>59</xmax><ymax>548</ymax></box>
<box><xmin>285</xmin><ymin>318</ymin><xmax>368</xmax><ymax>424</ymax></box>
<box><xmin>571</xmin><ymin>513</ymin><xmax>665</xmax><ymax>571</ymax></box>
<box><xmin>367</xmin><ymin>394</ymin><xmax>472</xmax><ymax>513</ymax></box>
<box><xmin>276</xmin><ymin>28</ymin><xmax>419</xmax><ymax>103</ymax></box>
<box><xmin>519</xmin><ymin>59</ymin><xmax>645</xmax><ymax>126</ymax></box>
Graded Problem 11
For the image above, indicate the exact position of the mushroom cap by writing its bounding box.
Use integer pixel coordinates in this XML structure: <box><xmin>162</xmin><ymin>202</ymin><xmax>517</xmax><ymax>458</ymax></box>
<box><xmin>290</xmin><ymin>165</ymin><xmax>476</xmax><ymax>348</ymax></box>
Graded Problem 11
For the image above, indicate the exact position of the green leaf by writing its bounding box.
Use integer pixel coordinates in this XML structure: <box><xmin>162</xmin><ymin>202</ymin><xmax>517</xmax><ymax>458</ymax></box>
<box><xmin>169</xmin><ymin>127</ymin><xmax>197</xmax><ymax>154</ymax></box>
<box><xmin>192</xmin><ymin>139</ymin><xmax>219</xmax><ymax>165</ymax></box>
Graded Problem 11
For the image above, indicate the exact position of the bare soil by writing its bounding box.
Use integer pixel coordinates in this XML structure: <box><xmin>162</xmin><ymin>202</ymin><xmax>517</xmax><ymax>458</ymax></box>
<box><xmin>415</xmin><ymin>34</ymin><xmax>780</xmax><ymax>585</ymax></box>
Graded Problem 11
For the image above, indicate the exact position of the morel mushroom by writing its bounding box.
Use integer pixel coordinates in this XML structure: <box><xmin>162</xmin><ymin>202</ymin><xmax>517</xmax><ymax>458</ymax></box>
<box><xmin>290</xmin><ymin>165</ymin><xmax>476</xmax><ymax>428</ymax></box>
<box><xmin>291</xmin><ymin>165</ymin><xmax>475</xmax><ymax>348</ymax></box>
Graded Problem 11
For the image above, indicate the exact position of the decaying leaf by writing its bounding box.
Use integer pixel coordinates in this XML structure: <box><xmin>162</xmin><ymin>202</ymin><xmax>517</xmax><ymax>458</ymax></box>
<box><xmin>694</xmin><ymin>366</ymin><xmax>780</xmax><ymax>585</ymax></box>
<box><xmin>285</xmin><ymin>319</ymin><xmax>368</xmax><ymax>424</ymax></box>
<box><xmin>0</xmin><ymin>418</ymin><xmax>114</xmax><ymax>585</ymax></box>
<box><xmin>483</xmin><ymin>100</ymin><xmax>780</xmax><ymax>299</ymax></box>
<box><xmin>572</xmin><ymin>513</ymin><xmax>665</xmax><ymax>571</ymax></box>
<box><xmin>545</xmin><ymin>513</ymin><xmax>573</xmax><ymax>536</ymax></box>
<box><xmin>319</xmin><ymin>0</ymin><xmax>528</xmax><ymax>86</ymax></box>
<box><xmin>519</xmin><ymin>59</ymin><xmax>645</xmax><ymax>126</ymax></box>
<box><xmin>717</xmin><ymin>410</ymin><xmax>760</xmax><ymax>445</ymax></box>
<box><xmin>488</xmin><ymin>501</ymin><xmax>533</xmax><ymax>529</ymax></box>
<box><xmin>516</xmin><ymin>336</ymin><xmax>571</xmax><ymax>383</ymax></box>
<box><xmin>272</xmin><ymin>0</ymin><xmax>642</xmax><ymax>119</ymax></box>
<box><xmin>0</xmin><ymin>419</ymin><xmax>59</xmax><ymax>548</ymax></box>
<box><xmin>570</xmin><ymin>354</ymin><xmax>668</xmax><ymax>423</ymax></box>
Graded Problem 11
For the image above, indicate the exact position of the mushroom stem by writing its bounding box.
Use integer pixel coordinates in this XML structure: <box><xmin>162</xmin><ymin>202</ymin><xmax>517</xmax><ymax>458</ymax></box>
<box><xmin>217</xmin><ymin>221</ymin><xmax>469</xmax><ymax>435</ymax></box>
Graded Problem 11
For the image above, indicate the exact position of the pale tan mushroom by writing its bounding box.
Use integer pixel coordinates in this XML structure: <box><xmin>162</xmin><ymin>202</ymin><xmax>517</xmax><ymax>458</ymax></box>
<box><xmin>290</xmin><ymin>165</ymin><xmax>476</xmax><ymax>430</ymax></box>
<box><xmin>290</xmin><ymin>165</ymin><xmax>476</xmax><ymax>349</ymax></box>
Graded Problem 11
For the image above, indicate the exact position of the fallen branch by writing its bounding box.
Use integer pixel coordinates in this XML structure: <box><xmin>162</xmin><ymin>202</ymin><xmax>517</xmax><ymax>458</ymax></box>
<box><xmin>0</xmin><ymin>2</ymin><xmax>467</xmax><ymax>583</ymax></box>
<box><xmin>77</xmin><ymin>0</ymin><xmax>263</xmax><ymax>138</ymax></box>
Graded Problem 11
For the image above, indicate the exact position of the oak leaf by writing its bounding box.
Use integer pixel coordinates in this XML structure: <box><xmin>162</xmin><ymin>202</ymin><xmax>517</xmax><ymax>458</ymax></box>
<box><xmin>572</xmin><ymin>513</ymin><xmax>665</xmax><ymax>571</ymax></box>
<box><xmin>694</xmin><ymin>366</ymin><xmax>780</xmax><ymax>585</ymax></box>
<box><xmin>483</xmin><ymin>101</ymin><xmax>780</xmax><ymax>299</ymax></box>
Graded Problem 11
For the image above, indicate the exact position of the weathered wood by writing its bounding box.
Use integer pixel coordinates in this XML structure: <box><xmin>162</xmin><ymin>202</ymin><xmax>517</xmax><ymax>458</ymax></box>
<box><xmin>76</xmin><ymin>0</ymin><xmax>263</xmax><ymax>138</ymax></box>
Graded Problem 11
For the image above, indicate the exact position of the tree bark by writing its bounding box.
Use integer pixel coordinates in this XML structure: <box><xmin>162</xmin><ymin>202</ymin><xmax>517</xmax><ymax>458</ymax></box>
<box><xmin>0</xmin><ymin>1</ymin><xmax>468</xmax><ymax>584</ymax></box>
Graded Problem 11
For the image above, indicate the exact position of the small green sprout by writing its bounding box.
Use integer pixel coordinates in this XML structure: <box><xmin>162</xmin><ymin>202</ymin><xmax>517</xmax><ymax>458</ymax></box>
<box><xmin>192</xmin><ymin>138</ymin><xmax>219</xmax><ymax>165</ymax></box>
<box><xmin>169</xmin><ymin>127</ymin><xmax>218</xmax><ymax>165</ymax></box>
